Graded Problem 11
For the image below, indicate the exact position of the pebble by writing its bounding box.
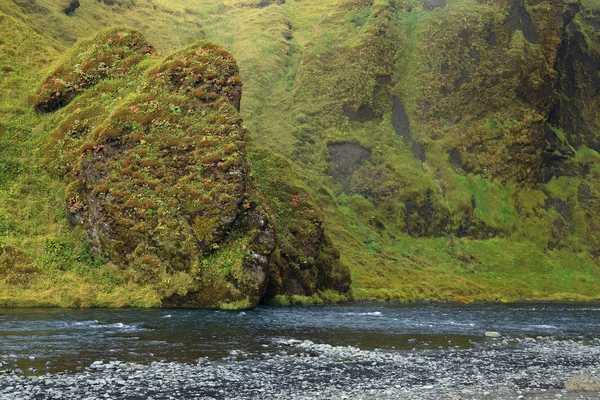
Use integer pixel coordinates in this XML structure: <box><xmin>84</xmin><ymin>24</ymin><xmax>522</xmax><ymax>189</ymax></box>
<box><xmin>485</xmin><ymin>331</ymin><xmax>502</xmax><ymax>338</ymax></box>
<box><xmin>1</xmin><ymin>339</ymin><xmax>600</xmax><ymax>399</ymax></box>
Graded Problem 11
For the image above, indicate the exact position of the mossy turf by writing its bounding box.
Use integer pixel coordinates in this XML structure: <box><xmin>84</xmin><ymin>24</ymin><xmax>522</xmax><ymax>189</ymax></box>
<box><xmin>1</xmin><ymin>0</ymin><xmax>600</xmax><ymax>307</ymax></box>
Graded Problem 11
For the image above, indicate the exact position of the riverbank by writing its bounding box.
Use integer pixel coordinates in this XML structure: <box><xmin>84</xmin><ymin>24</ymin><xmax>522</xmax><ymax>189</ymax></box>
<box><xmin>2</xmin><ymin>337</ymin><xmax>600</xmax><ymax>399</ymax></box>
<box><xmin>3</xmin><ymin>304</ymin><xmax>600</xmax><ymax>399</ymax></box>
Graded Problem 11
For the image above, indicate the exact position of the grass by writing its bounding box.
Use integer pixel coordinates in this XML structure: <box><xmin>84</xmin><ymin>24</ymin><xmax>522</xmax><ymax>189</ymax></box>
<box><xmin>1</xmin><ymin>0</ymin><xmax>600</xmax><ymax>307</ymax></box>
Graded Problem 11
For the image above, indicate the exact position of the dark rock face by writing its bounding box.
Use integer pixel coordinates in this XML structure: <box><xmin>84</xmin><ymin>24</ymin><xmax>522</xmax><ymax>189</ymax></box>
<box><xmin>343</xmin><ymin>104</ymin><xmax>378</xmax><ymax>122</ymax></box>
<box><xmin>241</xmin><ymin>0</ymin><xmax>285</xmax><ymax>8</ymax></box>
<box><xmin>507</xmin><ymin>0</ymin><xmax>537</xmax><ymax>43</ymax></box>
<box><xmin>97</xmin><ymin>0</ymin><xmax>128</xmax><ymax>6</ymax></box>
<box><xmin>540</xmin><ymin>125</ymin><xmax>578</xmax><ymax>182</ymax></box>
<box><xmin>551</xmin><ymin>5</ymin><xmax>600</xmax><ymax>152</ymax></box>
<box><xmin>327</xmin><ymin>142</ymin><xmax>372</xmax><ymax>193</ymax></box>
<box><xmin>268</xmin><ymin>224</ymin><xmax>351</xmax><ymax>298</ymax></box>
<box><xmin>64</xmin><ymin>0</ymin><xmax>79</xmax><ymax>15</ymax></box>
<box><xmin>423</xmin><ymin>0</ymin><xmax>446</xmax><ymax>11</ymax></box>
<box><xmin>250</xmin><ymin>148</ymin><xmax>351</xmax><ymax>301</ymax></box>
<box><xmin>392</xmin><ymin>97</ymin><xmax>425</xmax><ymax>162</ymax></box>
<box><xmin>449</xmin><ymin>149</ymin><xmax>467</xmax><ymax>172</ymax></box>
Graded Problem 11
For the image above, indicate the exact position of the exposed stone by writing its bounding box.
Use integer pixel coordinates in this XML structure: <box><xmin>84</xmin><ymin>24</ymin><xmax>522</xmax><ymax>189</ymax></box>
<box><xmin>392</xmin><ymin>97</ymin><xmax>425</xmax><ymax>162</ymax></box>
<box><xmin>551</xmin><ymin>5</ymin><xmax>600</xmax><ymax>152</ymax></box>
<box><xmin>327</xmin><ymin>142</ymin><xmax>372</xmax><ymax>193</ymax></box>
<box><xmin>3</xmin><ymin>338</ymin><xmax>600</xmax><ymax>399</ymax></box>
<box><xmin>64</xmin><ymin>0</ymin><xmax>80</xmax><ymax>15</ymax></box>
<box><xmin>252</xmin><ymin>149</ymin><xmax>351</xmax><ymax>300</ymax></box>
<box><xmin>507</xmin><ymin>0</ymin><xmax>537</xmax><ymax>43</ymax></box>
<box><xmin>485</xmin><ymin>331</ymin><xmax>502</xmax><ymax>338</ymax></box>
<box><xmin>423</xmin><ymin>0</ymin><xmax>446</xmax><ymax>11</ymax></box>
<box><xmin>343</xmin><ymin>104</ymin><xmax>378</xmax><ymax>122</ymax></box>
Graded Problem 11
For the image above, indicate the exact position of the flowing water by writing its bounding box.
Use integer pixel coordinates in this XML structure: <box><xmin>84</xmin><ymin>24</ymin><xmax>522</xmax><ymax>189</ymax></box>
<box><xmin>1</xmin><ymin>302</ymin><xmax>599</xmax><ymax>376</ymax></box>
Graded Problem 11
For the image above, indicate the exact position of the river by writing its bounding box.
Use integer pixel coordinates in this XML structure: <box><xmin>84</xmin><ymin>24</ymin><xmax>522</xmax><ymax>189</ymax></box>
<box><xmin>1</xmin><ymin>303</ymin><xmax>600</xmax><ymax>399</ymax></box>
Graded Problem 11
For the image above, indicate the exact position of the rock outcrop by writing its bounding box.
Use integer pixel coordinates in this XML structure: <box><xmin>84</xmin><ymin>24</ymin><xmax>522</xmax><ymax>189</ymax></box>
<box><xmin>34</xmin><ymin>27</ymin><xmax>351</xmax><ymax>308</ymax></box>
<box><xmin>35</xmin><ymin>29</ymin><xmax>278</xmax><ymax>308</ymax></box>
<box><xmin>552</xmin><ymin>3</ymin><xmax>600</xmax><ymax>152</ymax></box>
<box><xmin>63</xmin><ymin>0</ymin><xmax>79</xmax><ymax>15</ymax></box>
<box><xmin>251</xmin><ymin>148</ymin><xmax>351</xmax><ymax>301</ymax></box>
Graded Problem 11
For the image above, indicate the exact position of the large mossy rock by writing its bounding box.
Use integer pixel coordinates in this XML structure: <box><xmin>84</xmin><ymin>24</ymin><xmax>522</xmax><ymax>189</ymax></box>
<box><xmin>35</xmin><ymin>28</ymin><xmax>277</xmax><ymax>308</ymax></box>
<box><xmin>250</xmin><ymin>148</ymin><xmax>351</xmax><ymax>301</ymax></box>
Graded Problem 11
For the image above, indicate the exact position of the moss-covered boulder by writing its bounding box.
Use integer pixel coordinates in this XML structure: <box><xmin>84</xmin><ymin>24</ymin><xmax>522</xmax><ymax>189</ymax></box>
<box><xmin>250</xmin><ymin>148</ymin><xmax>351</xmax><ymax>301</ymax></box>
<box><xmin>36</xmin><ymin>28</ymin><xmax>278</xmax><ymax>308</ymax></box>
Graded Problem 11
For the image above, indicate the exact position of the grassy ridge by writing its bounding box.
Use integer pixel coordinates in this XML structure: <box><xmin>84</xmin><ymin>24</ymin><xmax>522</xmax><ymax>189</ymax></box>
<box><xmin>1</xmin><ymin>0</ymin><xmax>600</xmax><ymax>306</ymax></box>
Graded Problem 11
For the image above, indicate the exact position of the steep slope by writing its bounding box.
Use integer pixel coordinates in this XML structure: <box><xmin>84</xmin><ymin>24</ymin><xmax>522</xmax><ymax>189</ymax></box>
<box><xmin>262</xmin><ymin>0</ymin><xmax>600</xmax><ymax>301</ymax></box>
<box><xmin>282</xmin><ymin>0</ymin><xmax>600</xmax><ymax>301</ymax></box>
<box><xmin>1</xmin><ymin>0</ymin><xmax>600</xmax><ymax>306</ymax></box>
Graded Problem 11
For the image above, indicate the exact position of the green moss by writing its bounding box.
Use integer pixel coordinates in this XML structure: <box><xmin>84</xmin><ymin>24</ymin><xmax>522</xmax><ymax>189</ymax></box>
<box><xmin>2</xmin><ymin>0</ymin><xmax>600</xmax><ymax>307</ymax></box>
<box><xmin>3</xmin><ymin>26</ymin><xmax>274</xmax><ymax>308</ymax></box>
<box><xmin>249</xmin><ymin>147</ymin><xmax>350</xmax><ymax>299</ymax></box>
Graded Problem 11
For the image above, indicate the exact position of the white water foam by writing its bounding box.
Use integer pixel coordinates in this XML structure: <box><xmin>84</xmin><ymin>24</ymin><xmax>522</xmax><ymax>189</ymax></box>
<box><xmin>72</xmin><ymin>320</ymin><xmax>99</xmax><ymax>326</ymax></box>
<box><xmin>345</xmin><ymin>312</ymin><xmax>383</xmax><ymax>316</ymax></box>
<box><xmin>531</xmin><ymin>324</ymin><xmax>558</xmax><ymax>330</ymax></box>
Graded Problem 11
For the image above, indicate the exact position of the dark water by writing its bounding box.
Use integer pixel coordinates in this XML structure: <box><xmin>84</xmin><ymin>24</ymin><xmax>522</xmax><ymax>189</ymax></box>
<box><xmin>1</xmin><ymin>303</ymin><xmax>599</xmax><ymax>375</ymax></box>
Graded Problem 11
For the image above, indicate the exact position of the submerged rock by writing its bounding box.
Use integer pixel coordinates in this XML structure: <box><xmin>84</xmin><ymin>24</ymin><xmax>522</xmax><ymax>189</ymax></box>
<box><xmin>485</xmin><ymin>331</ymin><xmax>502</xmax><ymax>338</ymax></box>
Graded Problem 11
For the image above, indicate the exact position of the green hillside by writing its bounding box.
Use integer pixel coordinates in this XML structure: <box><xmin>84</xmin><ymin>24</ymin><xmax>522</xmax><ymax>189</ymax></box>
<box><xmin>1</xmin><ymin>0</ymin><xmax>599</xmax><ymax>307</ymax></box>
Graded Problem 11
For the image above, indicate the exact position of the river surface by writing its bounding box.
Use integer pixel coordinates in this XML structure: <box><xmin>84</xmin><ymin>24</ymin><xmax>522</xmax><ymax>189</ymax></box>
<box><xmin>1</xmin><ymin>302</ymin><xmax>599</xmax><ymax>375</ymax></box>
<box><xmin>2</xmin><ymin>303</ymin><xmax>600</xmax><ymax>399</ymax></box>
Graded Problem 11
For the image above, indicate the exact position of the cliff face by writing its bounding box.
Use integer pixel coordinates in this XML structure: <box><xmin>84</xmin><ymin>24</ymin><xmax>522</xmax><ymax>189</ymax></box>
<box><xmin>552</xmin><ymin>3</ymin><xmax>600</xmax><ymax>152</ymax></box>
<box><xmin>283</xmin><ymin>0</ymin><xmax>600</xmax><ymax>299</ymax></box>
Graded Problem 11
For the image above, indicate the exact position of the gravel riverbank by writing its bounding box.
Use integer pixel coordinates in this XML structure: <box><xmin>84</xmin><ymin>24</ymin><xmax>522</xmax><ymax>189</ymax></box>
<box><xmin>2</xmin><ymin>337</ymin><xmax>600</xmax><ymax>399</ymax></box>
